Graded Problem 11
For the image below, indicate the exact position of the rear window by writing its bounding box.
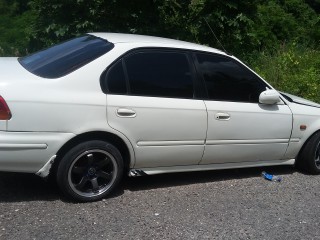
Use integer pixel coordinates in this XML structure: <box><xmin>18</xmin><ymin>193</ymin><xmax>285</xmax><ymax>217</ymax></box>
<box><xmin>19</xmin><ymin>35</ymin><xmax>114</xmax><ymax>79</ymax></box>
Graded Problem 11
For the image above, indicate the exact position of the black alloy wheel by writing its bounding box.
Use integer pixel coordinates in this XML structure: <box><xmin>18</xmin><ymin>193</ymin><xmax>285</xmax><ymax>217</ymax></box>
<box><xmin>57</xmin><ymin>140</ymin><xmax>124</xmax><ymax>202</ymax></box>
<box><xmin>297</xmin><ymin>131</ymin><xmax>320</xmax><ymax>174</ymax></box>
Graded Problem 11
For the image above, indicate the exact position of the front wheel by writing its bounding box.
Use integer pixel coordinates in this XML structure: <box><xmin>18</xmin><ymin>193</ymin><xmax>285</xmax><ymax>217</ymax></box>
<box><xmin>56</xmin><ymin>140</ymin><xmax>124</xmax><ymax>202</ymax></box>
<box><xmin>297</xmin><ymin>132</ymin><xmax>320</xmax><ymax>174</ymax></box>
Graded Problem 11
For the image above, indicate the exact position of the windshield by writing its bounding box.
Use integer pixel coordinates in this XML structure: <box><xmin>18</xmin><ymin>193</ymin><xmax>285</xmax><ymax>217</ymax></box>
<box><xmin>19</xmin><ymin>35</ymin><xmax>114</xmax><ymax>79</ymax></box>
<box><xmin>279</xmin><ymin>92</ymin><xmax>293</xmax><ymax>102</ymax></box>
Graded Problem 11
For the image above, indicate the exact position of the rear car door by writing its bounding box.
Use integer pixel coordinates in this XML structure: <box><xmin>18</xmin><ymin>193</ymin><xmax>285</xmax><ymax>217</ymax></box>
<box><xmin>193</xmin><ymin>52</ymin><xmax>293</xmax><ymax>164</ymax></box>
<box><xmin>102</xmin><ymin>49</ymin><xmax>207</xmax><ymax>168</ymax></box>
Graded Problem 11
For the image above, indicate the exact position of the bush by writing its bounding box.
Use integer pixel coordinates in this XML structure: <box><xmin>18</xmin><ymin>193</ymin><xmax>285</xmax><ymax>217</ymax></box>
<box><xmin>0</xmin><ymin>0</ymin><xmax>37</xmax><ymax>56</ymax></box>
<box><xmin>246</xmin><ymin>43</ymin><xmax>320</xmax><ymax>103</ymax></box>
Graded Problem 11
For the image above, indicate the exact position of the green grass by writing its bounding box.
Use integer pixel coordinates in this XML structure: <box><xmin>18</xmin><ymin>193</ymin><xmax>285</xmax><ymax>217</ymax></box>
<box><xmin>245</xmin><ymin>44</ymin><xmax>320</xmax><ymax>103</ymax></box>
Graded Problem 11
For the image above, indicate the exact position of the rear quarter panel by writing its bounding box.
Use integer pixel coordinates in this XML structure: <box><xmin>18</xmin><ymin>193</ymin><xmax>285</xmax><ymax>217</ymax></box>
<box><xmin>0</xmin><ymin>121</ymin><xmax>5</xmax><ymax>130</ymax></box>
<box><xmin>3</xmin><ymin>48</ymin><xmax>125</xmax><ymax>133</ymax></box>
<box><xmin>0</xmin><ymin>46</ymin><xmax>137</xmax><ymax>171</ymax></box>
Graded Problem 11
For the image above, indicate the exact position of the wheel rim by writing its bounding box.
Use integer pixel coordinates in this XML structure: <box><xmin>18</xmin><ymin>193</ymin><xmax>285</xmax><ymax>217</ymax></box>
<box><xmin>68</xmin><ymin>149</ymin><xmax>118</xmax><ymax>198</ymax></box>
<box><xmin>315</xmin><ymin>141</ymin><xmax>320</xmax><ymax>169</ymax></box>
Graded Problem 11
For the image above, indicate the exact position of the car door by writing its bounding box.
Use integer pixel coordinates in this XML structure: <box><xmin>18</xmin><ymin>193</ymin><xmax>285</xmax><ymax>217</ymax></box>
<box><xmin>193</xmin><ymin>52</ymin><xmax>293</xmax><ymax>164</ymax></box>
<box><xmin>102</xmin><ymin>49</ymin><xmax>207</xmax><ymax>168</ymax></box>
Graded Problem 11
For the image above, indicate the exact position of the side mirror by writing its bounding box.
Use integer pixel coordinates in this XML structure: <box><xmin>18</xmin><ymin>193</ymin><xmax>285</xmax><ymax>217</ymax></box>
<box><xmin>259</xmin><ymin>89</ymin><xmax>281</xmax><ymax>105</ymax></box>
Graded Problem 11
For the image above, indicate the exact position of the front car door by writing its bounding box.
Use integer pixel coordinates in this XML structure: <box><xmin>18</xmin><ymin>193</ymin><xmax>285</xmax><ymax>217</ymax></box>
<box><xmin>102</xmin><ymin>49</ymin><xmax>207</xmax><ymax>168</ymax></box>
<box><xmin>193</xmin><ymin>52</ymin><xmax>293</xmax><ymax>164</ymax></box>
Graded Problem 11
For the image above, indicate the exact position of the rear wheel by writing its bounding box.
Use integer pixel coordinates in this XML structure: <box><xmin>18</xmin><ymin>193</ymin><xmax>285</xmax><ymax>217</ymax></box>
<box><xmin>56</xmin><ymin>140</ymin><xmax>123</xmax><ymax>202</ymax></box>
<box><xmin>297</xmin><ymin>132</ymin><xmax>320</xmax><ymax>174</ymax></box>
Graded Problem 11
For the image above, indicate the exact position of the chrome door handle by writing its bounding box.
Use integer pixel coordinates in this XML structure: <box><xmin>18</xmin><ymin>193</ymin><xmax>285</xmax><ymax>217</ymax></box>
<box><xmin>215</xmin><ymin>112</ymin><xmax>230</xmax><ymax>121</ymax></box>
<box><xmin>116</xmin><ymin>108</ymin><xmax>136</xmax><ymax>118</ymax></box>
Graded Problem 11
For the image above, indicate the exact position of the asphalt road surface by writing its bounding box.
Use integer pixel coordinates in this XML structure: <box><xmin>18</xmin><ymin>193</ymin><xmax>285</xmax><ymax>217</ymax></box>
<box><xmin>0</xmin><ymin>165</ymin><xmax>319</xmax><ymax>240</ymax></box>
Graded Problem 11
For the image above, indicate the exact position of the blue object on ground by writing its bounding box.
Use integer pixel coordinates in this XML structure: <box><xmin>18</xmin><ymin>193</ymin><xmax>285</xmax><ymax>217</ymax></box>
<box><xmin>261</xmin><ymin>171</ymin><xmax>282</xmax><ymax>182</ymax></box>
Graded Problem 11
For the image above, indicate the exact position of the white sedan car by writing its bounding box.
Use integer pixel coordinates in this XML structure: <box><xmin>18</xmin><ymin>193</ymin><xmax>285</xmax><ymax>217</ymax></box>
<box><xmin>1</xmin><ymin>33</ymin><xmax>320</xmax><ymax>202</ymax></box>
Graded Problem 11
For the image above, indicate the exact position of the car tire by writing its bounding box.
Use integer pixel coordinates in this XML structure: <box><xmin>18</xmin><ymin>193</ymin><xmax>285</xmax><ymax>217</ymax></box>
<box><xmin>297</xmin><ymin>132</ymin><xmax>320</xmax><ymax>174</ymax></box>
<box><xmin>56</xmin><ymin>140</ymin><xmax>124</xmax><ymax>202</ymax></box>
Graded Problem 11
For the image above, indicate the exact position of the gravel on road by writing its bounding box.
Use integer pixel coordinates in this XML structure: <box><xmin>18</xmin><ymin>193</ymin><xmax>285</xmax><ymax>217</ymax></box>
<box><xmin>0</xmin><ymin>166</ymin><xmax>319</xmax><ymax>240</ymax></box>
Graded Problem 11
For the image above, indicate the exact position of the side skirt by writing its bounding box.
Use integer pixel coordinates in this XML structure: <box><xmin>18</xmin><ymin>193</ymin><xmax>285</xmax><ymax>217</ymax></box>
<box><xmin>129</xmin><ymin>159</ymin><xmax>295</xmax><ymax>176</ymax></box>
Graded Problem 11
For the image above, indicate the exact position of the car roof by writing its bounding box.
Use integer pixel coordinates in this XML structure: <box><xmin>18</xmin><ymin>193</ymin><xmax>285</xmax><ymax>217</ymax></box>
<box><xmin>90</xmin><ymin>32</ymin><xmax>226</xmax><ymax>55</ymax></box>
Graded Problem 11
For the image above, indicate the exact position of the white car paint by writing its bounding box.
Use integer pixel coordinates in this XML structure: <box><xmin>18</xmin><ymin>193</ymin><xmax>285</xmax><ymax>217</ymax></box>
<box><xmin>0</xmin><ymin>121</ymin><xmax>5</xmax><ymax>131</ymax></box>
<box><xmin>284</xmin><ymin>102</ymin><xmax>320</xmax><ymax>159</ymax></box>
<box><xmin>0</xmin><ymin>131</ymin><xmax>74</xmax><ymax>172</ymax></box>
<box><xmin>107</xmin><ymin>95</ymin><xmax>207</xmax><ymax>168</ymax></box>
<box><xmin>0</xmin><ymin>32</ymin><xmax>319</xmax><ymax>178</ymax></box>
<box><xmin>201</xmin><ymin>100</ymin><xmax>293</xmax><ymax>164</ymax></box>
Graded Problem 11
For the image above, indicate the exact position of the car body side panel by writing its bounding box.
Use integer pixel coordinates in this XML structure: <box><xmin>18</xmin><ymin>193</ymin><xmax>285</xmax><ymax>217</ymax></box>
<box><xmin>0</xmin><ymin>47</ymin><xmax>137</xmax><ymax>172</ymax></box>
<box><xmin>107</xmin><ymin>95</ymin><xmax>207</xmax><ymax>168</ymax></box>
<box><xmin>0</xmin><ymin>131</ymin><xmax>75</xmax><ymax>172</ymax></box>
<box><xmin>284</xmin><ymin>103</ymin><xmax>320</xmax><ymax>159</ymax></box>
<box><xmin>1</xmin><ymin>45</ymin><xmax>120</xmax><ymax>134</ymax></box>
<box><xmin>201</xmin><ymin>101</ymin><xmax>293</xmax><ymax>164</ymax></box>
<box><xmin>0</xmin><ymin>121</ymin><xmax>6</xmax><ymax>131</ymax></box>
<box><xmin>4</xmin><ymin>59</ymin><xmax>111</xmax><ymax>133</ymax></box>
<box><xmin>133</xmin><ymin>159</ymin><xmax>295</xmax><ymax>176</ymax></box>
<box><xmin>7</xmin><ymin>100</ymin><xmax>107</xmax><ymax>132</ymax></box>
<box><xmin>1</xmin><ymin>44</ymin><xmax>135</xmax><ymax>133</ymax></box>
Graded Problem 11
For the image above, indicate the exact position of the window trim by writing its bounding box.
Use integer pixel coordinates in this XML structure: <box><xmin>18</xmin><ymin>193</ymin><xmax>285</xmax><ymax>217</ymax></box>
<box><xmin>100</xmin><ymin>47</ymin><xmax>280</xmax><ymax>103</ymax></box>
<box><xmin>192</xmin><ymin>51</ymin><xmax>271</xmax><ymax>103</ymax></box>
<box><xmin>101</xmin><ymin>47</ymin><xmax>201</xmax><ymax>100</ymax></box>
<box><xmin>102</xmin><ymin>59</ymin><xmax>128</xmax><ymax>94</ymax></box>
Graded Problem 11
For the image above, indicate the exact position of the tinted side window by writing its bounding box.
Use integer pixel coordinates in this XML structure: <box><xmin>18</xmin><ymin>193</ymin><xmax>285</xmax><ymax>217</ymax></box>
<box><xmin>124</xmin><ymin>51</ymin><xmax>194</xmax><ymax>98</ymax></box>
<box><xmin>105</xmin><ymin>60</ymin><xmax>127</xmax><ymax>94</ymax></box>
<box><xmin>196</xmin><ymin>53</ymin><xmax>267</xmax><ymax>103</ymax></box>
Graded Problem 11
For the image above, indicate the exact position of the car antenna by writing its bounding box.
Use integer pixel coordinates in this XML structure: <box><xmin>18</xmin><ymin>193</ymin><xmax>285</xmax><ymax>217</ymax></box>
<box><xmin>204</xmin><ymin>18</ymin><xmax>231</xmax><ymax>55</ymax></box>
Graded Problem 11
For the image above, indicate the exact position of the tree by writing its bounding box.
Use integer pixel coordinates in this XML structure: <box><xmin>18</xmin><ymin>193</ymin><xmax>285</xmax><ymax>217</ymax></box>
<box><xmin>252</xmin><ymin>0</ymin><xmax>319</xmax><ymax>50</ymax></box>
<box><xmin>1</xmin><ymin>0</ymin><xmax>318</xmax><ymax>55</ymax></box>
<box><xmin>29</xmin><ymin>0</ymin><xmax>260</xmax><ymax>54</ymax></box>
<box><xmin>29</xmin><ymin>0</ymin><xmax>160</xmax><ymax>48</ymax></box>
<box><xmin>0</xmin><ymin>0</ymin><xmax>35</xmax><ymax>56</ymax></box>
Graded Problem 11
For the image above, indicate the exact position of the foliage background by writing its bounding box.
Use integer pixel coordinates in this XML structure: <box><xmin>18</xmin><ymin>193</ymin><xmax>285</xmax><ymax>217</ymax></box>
<box><xmin>0</xmin><ymin>0</ymin><xmax>319</xmax><ymax>102</ymax></box>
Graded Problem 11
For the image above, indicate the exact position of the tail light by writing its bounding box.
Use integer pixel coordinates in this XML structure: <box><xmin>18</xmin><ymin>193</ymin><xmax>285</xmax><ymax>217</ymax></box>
<box><xmin>0</xmin><ymin>96</ymin><xmax>12</xmax><ymax>120</ymax></box>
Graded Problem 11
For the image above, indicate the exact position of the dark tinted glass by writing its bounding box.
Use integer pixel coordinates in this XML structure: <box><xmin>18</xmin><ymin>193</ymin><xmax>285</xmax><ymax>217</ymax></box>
<box><xmin>196</xmin><ymin>53</ymin><xmax>267</xmax><ymax>103</ymax></box>
<box><xmin>105</xmin><ymin>60</ymin><xmax>127</xmax><ymax>94</ymax></box>
<box><xmin>19</xmin><ymin>35</ymin><xmax>114</xmax><ymax>79</ymax></box>
<box><xmin>125</xmin><ymin>51</ymin><xmax>194</xmax><ymax>98</ymax></box>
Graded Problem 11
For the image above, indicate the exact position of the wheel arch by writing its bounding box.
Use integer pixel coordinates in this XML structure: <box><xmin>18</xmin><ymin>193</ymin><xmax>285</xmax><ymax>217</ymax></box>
<box><xmin>50</xmin><ymin>131</ymin><xmax>134</xmax><ymax>178</ymax></box>
<box><xmin>296</xmin><ymin>129</ymin><xmax>320</xmax><ymax>164</ymax></box>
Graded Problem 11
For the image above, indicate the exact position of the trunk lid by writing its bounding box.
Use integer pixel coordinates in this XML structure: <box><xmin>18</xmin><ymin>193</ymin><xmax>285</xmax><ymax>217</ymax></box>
<box><xmin>0</xmin><ymin>57</ymin><xmax>30</xmax><ymax>83</ymax></box>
